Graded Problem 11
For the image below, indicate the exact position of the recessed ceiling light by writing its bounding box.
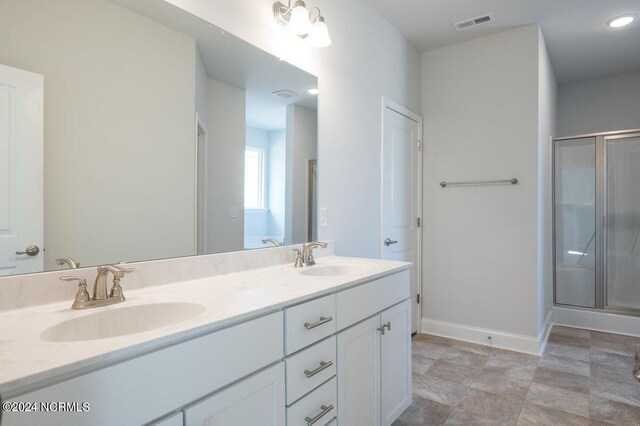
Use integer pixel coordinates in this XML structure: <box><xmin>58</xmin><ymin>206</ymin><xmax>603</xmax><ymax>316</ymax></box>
<box><xmin>307</xmin><ymin>88</ymin><xmax>319</xmax><ymax>95</ymax></box>
<box><xmin>607</xmin><ymin>14</ymin><xmax>635</xmax><ymax>28</ymax></box>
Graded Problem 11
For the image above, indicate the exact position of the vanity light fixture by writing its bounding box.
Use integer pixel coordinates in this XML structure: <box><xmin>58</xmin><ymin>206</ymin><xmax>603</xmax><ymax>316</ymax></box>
<box><xmin>307</xmin><ymin>88</ymin><xmax>319</xmax><ymax>95</ymax></box>
<box><xmin>273</xmin><ymin>0</ymin><xmax>332</xmax><ymax>47</ymax></box>
<box><xmin>607</xmin><ymin>14</ymin><xmax>635</xmax><ymax>28</ymax></box>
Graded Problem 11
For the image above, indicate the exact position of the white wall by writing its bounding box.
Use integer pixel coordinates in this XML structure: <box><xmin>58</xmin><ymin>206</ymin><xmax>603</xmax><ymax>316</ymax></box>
<box><xmin>268</xmin><ymin>130</ymin><xmax>287</xmax><ymax>242</ymax></box>
<box><xmin>286</xmin><ymin>105</ymin><xmax>317</xmax><ymax>244</ymax></box>
<box><xmin>205</xmin><ymin>79</ymin><xmax>245</xmax><ymax>253</ymax></box>
<box><xmin>421</xmin><ymin>25</ymin><xmax>545</xmax><ymax>338</ymax></box>
<box><xmin>0</xmin><ymin>0</ymin><xmax>197</xmax><ymax>269</ymax></box>
<box><xmin>244</xmin><ymin>126</ymin><xmax>270</xmax><ymax>248</ymax></box>
<box><xmin>557</xmin><ymin>72</ymin><xmax>640</xmax><ymax>137</ymax></box>
<box><xmin>537</xmin><ymin>28</ymin><xmax>557</xmax><ymax>334</ymax></box>
<box><xmin>164</xmin><ymin>0</ymin><xmax>421</xmax><ymax>258</ymax></box>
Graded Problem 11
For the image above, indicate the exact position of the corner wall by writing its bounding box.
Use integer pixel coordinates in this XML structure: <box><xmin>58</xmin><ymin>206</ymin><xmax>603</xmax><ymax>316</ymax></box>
<box><xmin>421</xmin><ymin>25</ymin><xmax>555</xmax><ymax>349</ymax></box>
<box><xmin>537</xmin><ymin>28</ymin><xmax>557</xmax><ymax>337</ymax></box>
<box><xmin>286</xmin><ymin>105</ymin><xmax>317</xmax><ymax>245</ymax></box>
<box><xmin>205</xmin><ymin>79</ymin><xmax>245</xmax><ymax>253</ymax></box>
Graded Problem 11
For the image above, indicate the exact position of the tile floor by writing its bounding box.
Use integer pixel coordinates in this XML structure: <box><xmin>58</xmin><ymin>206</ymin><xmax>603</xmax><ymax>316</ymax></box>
<box><xmin>394</xmin><ymin>326</ymin><xmax>640</xmax><ymax>425</ymax></box>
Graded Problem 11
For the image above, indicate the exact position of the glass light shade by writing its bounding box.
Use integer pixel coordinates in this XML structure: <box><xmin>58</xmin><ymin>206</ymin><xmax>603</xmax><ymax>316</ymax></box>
<box><xmin>288</xmin><ymin>5</ymin><xmax>312</xmax><ymax>35</ymax></box>
<box><xmin>307</xmin><ymin>20</ymin><xmax>332</xmax><ymax>48</ymax></box>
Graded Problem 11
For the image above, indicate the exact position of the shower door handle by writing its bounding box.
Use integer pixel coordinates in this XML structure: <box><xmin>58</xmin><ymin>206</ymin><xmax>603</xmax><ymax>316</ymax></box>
<box><xmin>384</xmin><ymin>238</ymin><xmax>398</xmax><ymax>247</ymax></box>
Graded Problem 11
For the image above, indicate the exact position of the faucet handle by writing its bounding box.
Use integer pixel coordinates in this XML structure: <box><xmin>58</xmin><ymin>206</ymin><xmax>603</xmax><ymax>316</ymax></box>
<box><xmin>59</xmin><ymin>276</ymin><xmax>86</xmax><ymax>285</ymax></box>
<box><xmin>292</xmin><ymin>249</ymin><xmax>304</xmax><ymax>268</ymax></box>
<box><xmin>60</xmin><ymin>276</ymin><xmax>91</xmax><ymax>309</ymax></box>
<box><xmin>100</xmin><ymin>264</ymin><xmax>134</xmax><ymax>278</ymax></box>
<box><xmin>108</xmin><ymin>265</ymin><xmax>133</xmax><ymax>300</ymax></box>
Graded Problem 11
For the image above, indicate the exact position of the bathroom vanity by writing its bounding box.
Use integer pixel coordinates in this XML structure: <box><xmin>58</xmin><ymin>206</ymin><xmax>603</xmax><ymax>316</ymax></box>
<box><xmin>0</xmin><ymin>252</ymin><xmax>411</xmax><ymax>426</ymax></box>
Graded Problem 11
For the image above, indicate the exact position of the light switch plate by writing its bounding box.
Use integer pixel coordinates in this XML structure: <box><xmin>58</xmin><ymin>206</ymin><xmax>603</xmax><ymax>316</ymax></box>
<box><xmin>228</xmin><ymin>207</ymin><xmax>238</xmax><ymax>218</ymax></box>
<box><xmin>319</xmin><ymin>207</ymin><xmax>328</xmax><ymax>227</ymax></box>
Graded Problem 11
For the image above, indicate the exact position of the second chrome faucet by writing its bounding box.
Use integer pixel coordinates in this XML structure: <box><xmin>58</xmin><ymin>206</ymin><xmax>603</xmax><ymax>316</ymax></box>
<box><xmin>60</xmin><ymin>264</ymin><xmax>133</xmax><ymax>309</ymax></box>
<box><xmin>293</xmin><ymin>241</ymin><xmax>328</xmax><ymax>267</ymax></box>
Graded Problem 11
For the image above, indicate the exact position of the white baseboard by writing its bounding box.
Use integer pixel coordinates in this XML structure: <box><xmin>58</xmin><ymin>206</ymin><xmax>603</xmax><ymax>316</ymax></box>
<box><xmin>421</xmin><ymin>311</ymin><xmax>552</xmax><ymax>355</ymax></box>
<box><xmin>553</xmin><ymin>306</ymin><xmax>640</xmax><ymax>337</ymax></box>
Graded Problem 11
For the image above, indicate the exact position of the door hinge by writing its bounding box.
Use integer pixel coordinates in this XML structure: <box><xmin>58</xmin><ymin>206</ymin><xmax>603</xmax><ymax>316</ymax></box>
<box><xmin>417</xmin><ymin>217</ymin><xmax>421</xmax><ymax>228</ymax></box>
<box><xmin>417</xmin><ymin>294</ymin><xmax>420</xmax><ymax>304</ymax></box>
<box><xmin>416</xmin><ymin>140</ymin><xmax>422</xmax><ymax>151</ymax></box>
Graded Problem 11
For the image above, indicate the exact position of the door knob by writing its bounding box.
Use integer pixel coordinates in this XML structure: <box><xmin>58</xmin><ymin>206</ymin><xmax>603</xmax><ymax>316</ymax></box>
<box><xmin>15</xmin><ymin>245</ymin><xmax>40</xmax><ymax>256</ymax></box>
<box><xmin>384</xmin><ymin>238</ymin><xmax>398</xmax><ymax>247</ymax></box>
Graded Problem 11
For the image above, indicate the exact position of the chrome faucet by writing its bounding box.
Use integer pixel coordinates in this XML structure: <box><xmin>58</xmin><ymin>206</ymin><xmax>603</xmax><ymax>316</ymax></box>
<box><xmin>59</xmin><ymin>264</ymin><xmax>133</xmax><ymax>309</ymax></box>
<box><xmin>296</xmin><ymin>241</ymin><xmax>327</xmax><ymax>267</ymax></box>
<box><xmin>56</xmin><ymin>257</ymin><xmax>80</xmax><ymax>269</ymax></box>
<box><xmin>261</xmin><ymin>239</ymin><xmax>282</xmax><ymax>247</ymax></box>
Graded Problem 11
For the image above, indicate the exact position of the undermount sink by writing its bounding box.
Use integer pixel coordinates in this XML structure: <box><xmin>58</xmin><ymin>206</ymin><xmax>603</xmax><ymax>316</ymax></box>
<box><xmin>40</xmin><ymin>302</ymin><xmax>206</xmax><ymax>342</ymax></box>
<box><xmin>300</xmin><ymin>263</ymin><xmax>371</xmax><ymax>277</ymax></box>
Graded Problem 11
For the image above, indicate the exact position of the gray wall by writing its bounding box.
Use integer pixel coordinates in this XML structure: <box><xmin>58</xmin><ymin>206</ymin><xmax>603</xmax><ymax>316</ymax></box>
<box><xmin>557</xmin><ymin>72</ymin><xmax>640</xmax><ymax>137</ymax></box>
<box><xmin>286</xmin><ymin>105</ymin><xmax>317</xmax><ymax>245</ymax></box>
<box><xmin>205</xmin><ymin>78</ymin><xmax>245</xmax><ymax>253</ymax></box>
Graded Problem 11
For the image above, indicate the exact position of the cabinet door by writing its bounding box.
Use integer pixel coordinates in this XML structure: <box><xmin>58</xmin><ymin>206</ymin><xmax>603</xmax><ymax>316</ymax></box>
<box><xmin>380</xmin><ymin>300</ymin><xmax>411</xmax><ymax>426</ymax></box>
<box><xmin>184</xmin><ymin>363</ymin><xmax>285</xmax><ymax>426</ymax></box>
<box><xmin>337</xmin><ymin>316</ymin><xmax>381</xmax><ymax>426</ymax></box>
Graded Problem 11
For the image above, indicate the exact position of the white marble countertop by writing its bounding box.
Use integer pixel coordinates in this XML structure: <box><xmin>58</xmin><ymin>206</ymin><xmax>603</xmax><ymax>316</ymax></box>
<box><xmin>0</xmin><ymin>256</ymin><xmax>410</xmax><ymax>398</ymax></box>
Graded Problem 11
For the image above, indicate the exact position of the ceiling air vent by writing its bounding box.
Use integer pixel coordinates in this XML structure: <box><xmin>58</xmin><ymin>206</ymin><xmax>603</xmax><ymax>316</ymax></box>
<box><xmin>453</xmin><ymin>13</ymin><xmax>495</xmax><ymax>31</ymax></box>
<box><xmin>272</xmin><ymin>89</ymin><xmax>297</xmax><ymax>98</ymax></box>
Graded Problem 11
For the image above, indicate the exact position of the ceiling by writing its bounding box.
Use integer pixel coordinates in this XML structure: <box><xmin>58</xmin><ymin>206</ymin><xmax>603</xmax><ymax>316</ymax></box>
<box><xmin>367</xmin><ymin>0</ymin><xmax>640</xmax><ymax>84</ymax></box>
<box><xmin>112</xmin><ymin>0</ymin><xmax>318</xmax><ymax>130</ymax></box>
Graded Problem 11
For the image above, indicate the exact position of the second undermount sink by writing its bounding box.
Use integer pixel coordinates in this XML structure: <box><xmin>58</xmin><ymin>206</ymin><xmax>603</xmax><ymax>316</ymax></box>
<box><xmin>300</xmin><ymin>263</ymin><xmax>371</xmax><ymax>277</ymax></box>
<box><xmin>40</xmin><ymin>302</ymin><xmax>206</xmax><ymax>342</ymax></box>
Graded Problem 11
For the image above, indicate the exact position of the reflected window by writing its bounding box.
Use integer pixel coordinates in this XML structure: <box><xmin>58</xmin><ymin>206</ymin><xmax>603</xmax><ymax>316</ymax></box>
<box><xmin>244</xmin><ymin>147</ymin><xmax>265</xmax><ymax>209</ymax></box>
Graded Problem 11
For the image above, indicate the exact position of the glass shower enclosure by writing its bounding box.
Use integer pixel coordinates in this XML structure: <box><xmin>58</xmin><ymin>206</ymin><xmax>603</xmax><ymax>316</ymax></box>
<box><xmin>554</xmin><ymin>129</ymin><xmax>640</xmax><ymax>314</ymax></box>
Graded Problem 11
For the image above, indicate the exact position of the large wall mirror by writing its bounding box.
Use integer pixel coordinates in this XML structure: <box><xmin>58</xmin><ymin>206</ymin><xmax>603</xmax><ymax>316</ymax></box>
<box><xmin>0</xmin><ymin>0</ymin><xmax>319</xmax><ymax>276</ymax></box>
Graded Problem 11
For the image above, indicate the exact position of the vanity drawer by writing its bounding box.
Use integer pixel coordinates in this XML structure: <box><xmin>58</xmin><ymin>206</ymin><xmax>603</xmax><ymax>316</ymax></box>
<box><xmin>286</xmin><ymin>377</ymin><xmax>337</xmax><ymax>426</ymax></box>
<box><xmin>286</xmin><ymin>336</ymin><xmax>336</xmax><ymax>405</ymax></box>
<box><xmin>285</xmin><ymin>294</ymin><xmax>336</xmax><ymax>354</ymax></box>
<box><xmin>336</xmin><ymin>270</ymin><xmax>410</xmax><ymax>330</ymax></box>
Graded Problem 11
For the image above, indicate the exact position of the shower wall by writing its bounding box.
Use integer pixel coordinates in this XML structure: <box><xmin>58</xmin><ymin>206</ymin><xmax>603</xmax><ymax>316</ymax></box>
<box><xmin>606</xmin><ymin>135</ymin><xmax>640</xmax><ymax>310</ymax></box>
<box><xmin>553</xmin><ymin>130</ymin><xmax>640</xmax><ymax>315</ymax></box>
<box><xmin>554</xmin><ymin>138</ymin><xmax>596</xmax><ymax>308</ymax></box>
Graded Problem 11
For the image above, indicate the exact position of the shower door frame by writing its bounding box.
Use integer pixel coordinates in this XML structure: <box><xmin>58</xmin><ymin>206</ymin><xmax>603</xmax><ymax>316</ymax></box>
<box><xmin>552</xmin><ymin>128</ymin><xmax>640</xmax><ymax>317</ymax></box>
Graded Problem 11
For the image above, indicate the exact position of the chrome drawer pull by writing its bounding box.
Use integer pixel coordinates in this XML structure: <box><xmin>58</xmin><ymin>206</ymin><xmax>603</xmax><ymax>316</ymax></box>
<box><xmin>304</xmin><ymin>316</ymin><xmax>333</xmax><ymax>330</ymax></box>
<box><xmin>305</xmin><ymin>404</ymin><xmax>334</xmax><ymax>426</ymax></box>
<box><xmin>304</xmin><ymin>360</ymin><xmax>333</xmax><ymax>378</ymax></box>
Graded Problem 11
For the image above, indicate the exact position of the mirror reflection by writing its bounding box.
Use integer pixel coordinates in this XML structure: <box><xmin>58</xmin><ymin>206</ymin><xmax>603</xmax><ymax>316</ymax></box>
<box><xmin>0</xmin><ymin>0</ymin><xmax>318</xmax><ymax>276</ymax></box>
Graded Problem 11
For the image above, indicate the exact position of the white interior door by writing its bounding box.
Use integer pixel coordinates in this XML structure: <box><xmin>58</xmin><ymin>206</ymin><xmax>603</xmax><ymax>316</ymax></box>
<box><xmin>0</xmin><ymin>64</ymin><xmax>44</xmax><ymax>275</ymax></box>
<box><xmin>382</xmin><ymin>101</ymin><xmax>422</xmax><ymax>333</ymax></box>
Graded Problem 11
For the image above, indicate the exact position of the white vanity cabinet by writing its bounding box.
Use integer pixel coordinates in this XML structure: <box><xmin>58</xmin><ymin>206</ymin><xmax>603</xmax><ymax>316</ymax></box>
<box><xmin>2</xmin><ymin>268</ymin><xmax>411</xmax><ymax>426</ymax></box>
<box><xmin>337</xmin><ymin>273</ymin><xmax>411</xmax><ymax>426</ymax></box>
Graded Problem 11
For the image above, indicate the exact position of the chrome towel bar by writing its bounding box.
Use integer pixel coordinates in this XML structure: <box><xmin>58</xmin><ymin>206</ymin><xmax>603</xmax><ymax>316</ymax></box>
<box><xmin>439</xmin><ymin>178</ymin><xmax>518</xmax><ymax>188</ymax></box>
